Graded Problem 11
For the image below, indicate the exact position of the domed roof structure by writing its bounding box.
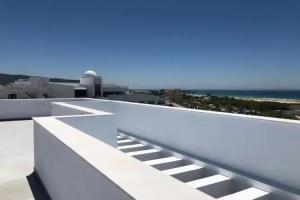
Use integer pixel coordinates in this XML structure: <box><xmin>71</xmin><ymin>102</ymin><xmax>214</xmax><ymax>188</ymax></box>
<box><xmin>84</xmin><ymin>70</ymin><xmax>97</xmax><ymax>76</ymax></box>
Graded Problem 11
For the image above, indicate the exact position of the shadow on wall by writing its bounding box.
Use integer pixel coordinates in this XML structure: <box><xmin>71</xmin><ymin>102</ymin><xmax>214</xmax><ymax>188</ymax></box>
<box><xmin>26</xmin><ymin>171</ymin><xmax>51</xmax><ymax>200</ymax></box>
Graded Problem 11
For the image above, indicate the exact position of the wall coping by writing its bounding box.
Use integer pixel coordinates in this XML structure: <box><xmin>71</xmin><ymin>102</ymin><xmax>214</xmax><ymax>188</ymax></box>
<box><xmin>94</xmin><ymin>99</ymin><xmax>300</xmax><ymax>125</ymax></box>
<box><xmin>52</xmin><ymin>102</ymin><xmax>112</xmax><ymax>117</ymax></box>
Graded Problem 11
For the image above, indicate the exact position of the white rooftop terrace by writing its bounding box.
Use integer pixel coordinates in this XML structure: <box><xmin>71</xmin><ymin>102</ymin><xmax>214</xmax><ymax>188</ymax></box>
<box><xmin>0</xmin><ymin>98</ymin><xmax>300</xmax><ymax>200</ymax></box>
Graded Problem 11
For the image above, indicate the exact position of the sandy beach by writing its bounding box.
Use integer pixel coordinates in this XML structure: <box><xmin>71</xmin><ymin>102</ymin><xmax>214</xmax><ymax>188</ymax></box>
<box><xmin>236</xmin><ymin>97</ymin><xmax>300</xmax><ymax>104</ymax></box>
<box><xmin>189</xmin><ymin>94</ymin><xmax>300</xmax><ymax>104</ymax></box>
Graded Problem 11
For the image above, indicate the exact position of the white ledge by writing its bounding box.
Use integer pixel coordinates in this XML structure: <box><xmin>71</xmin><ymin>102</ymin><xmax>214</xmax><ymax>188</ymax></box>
<box><xmin>95</xmin><ymin>99</ymin><xmax>300</xmax><ymax>125</ymax></box>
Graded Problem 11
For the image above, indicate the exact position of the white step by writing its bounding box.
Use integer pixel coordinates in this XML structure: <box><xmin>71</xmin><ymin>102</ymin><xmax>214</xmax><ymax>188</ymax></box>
<box><xmin>117</xmin><ymin>139</ymin><xmax>133</xmax><ymax>144</ymax></box>
<box><xmin>144</xmin><ymin>156</ymin><xmax>183</xmax><ymax>170</ymax></box>
<box><xmin>117</xmin><ymin>139</ymin><xmax>137</xmax><ymax>146</ymax></box>
<box><xmin>126</xmin><ymin>149</ymin><xmax>162</xmax><ymax>161</ymax></box>
<box><xmin>118</xmin><ymin>144</ymin><xmax>149</xmax><ymax>153</ymax></box>
<box><xmin>163</xmin><ymin>164</ymin><xmax>202</xmax><ymax>176</ymax></box>
<box><xmin>163</xmin><ymin>164</ymin><xmax>208</xmax><ymax>182</ymax></box>
<box><xmin>117</xmin><ymin>135</ymin><xmax>124</xmax><ymax>139</ymax></box>
<box><xmin>218</xmin><ymin>187</ymin><xmax>269</xmax><ymax>200</ymax></box>
<box><xmin>118</xmin><ymin>143</ymin><xmax>145</xmax><ymax>150</ymax></box>
<box><xmin>187</xmin><ymin>174</ymin><xmax>231</xmax><ymax>189</ymax></box>
<box><xmin>144</xmin><ymin>156</ymin><xmax>181</xmax><ymax>165</ymax></box>
<box><xmin>126</xmin><ymin>149</ymin><xmax>160</xmax><ymax>156</ymax></box>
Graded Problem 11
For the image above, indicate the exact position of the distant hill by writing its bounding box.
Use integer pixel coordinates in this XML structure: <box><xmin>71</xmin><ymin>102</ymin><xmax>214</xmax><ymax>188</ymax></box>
<box><xmin>0</xmin><ymin>73</ymin><xmax>79</xmax><ymax>85</ymax></box>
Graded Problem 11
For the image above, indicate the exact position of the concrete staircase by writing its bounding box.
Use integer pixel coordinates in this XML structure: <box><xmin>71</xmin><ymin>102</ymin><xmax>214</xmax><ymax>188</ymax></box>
<box><xmin>117</xmin><ymin>133</ymin><xmax>270</xmax><ymax>200</ymax></box>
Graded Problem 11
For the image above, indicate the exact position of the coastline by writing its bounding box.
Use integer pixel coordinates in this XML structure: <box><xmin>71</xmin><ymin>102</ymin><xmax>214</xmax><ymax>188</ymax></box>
<box><xmin>236</xmin><ymin>97</ymin><xmax>300</xmax><ymax>104</ymax></box>
<box><xmin>189</xmin><ymin>94</ymin><xmax>300</xmax><ymax>104</ymax></box>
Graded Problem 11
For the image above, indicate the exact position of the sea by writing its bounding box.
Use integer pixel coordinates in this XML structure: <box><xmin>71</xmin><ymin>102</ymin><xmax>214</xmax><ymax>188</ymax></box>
<box><xmin>189</xmin><ymin>90</ymin><xmax>300</xmax><ymax>101</ymax></box>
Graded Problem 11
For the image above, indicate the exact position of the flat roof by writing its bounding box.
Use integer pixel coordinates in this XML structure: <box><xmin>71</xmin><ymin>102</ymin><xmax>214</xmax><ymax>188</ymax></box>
<box><xmin>0</xmin><ymin>120</ymin><xmax>49</xmax><ymax>199</ymax></box>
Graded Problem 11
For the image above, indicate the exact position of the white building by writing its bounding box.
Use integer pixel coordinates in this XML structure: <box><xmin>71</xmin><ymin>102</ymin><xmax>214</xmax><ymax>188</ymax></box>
<box><xmin>0</xmin><ymin>70</ymin><xmax>128</xmax><ymax>99</ymax></box>
<box><xmin>0</xmin><ymin>70</ymin><xmax>166</xmax><ymax>105</ymax></box>
<box><xmin>79</xmin><ymin>70</ymin><xmax>103</xmax><ymax>97</ymax></box>
<box><xmin>0</xmin><ymin>77</ymin><xmax>50</xmax><ymax>99</ymax></box>
<box><xmin>102</xmin><ymin>83</ymin><xmax>129</xmax><ymax>97</ymax></box>
<box><xmin>48</xmin><ymin>70</ymin><xmax>104</xmax><ymax>98</ymax></box>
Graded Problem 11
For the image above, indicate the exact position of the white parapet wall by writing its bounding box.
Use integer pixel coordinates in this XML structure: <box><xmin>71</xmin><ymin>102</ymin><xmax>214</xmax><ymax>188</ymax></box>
<box><xmin>51</xmin><ymin>102</ymin><xmax>118</xmax><ymax>147</ymax></box>
<box><xmin>68</xmin><ymin>100</ymin><xmax>300</xmax><ymax>194</ymax></box>
<box><xmin>0</xmin><ymin>98</ymin><xmax>93</xmax><ymax>120</ymax></box>
<box><xmin>34</xmin><ymin>118</ymin><xmax>134</xmax><ymax>200</ymax></box>
<box><xmin>34</xmin><ymin>116</ymin><xmax>214</xmax><ymax>200</ymax></box>
<box><xmin>51</xmin><ymin>102</ymin><xmax>91</xmax><ymax>116</ymax></box>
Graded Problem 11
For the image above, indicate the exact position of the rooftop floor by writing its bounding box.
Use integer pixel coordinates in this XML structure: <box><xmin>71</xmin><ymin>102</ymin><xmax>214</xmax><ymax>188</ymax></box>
<box><xmin>0</xmin><ymin>120</ymin><xmax>49</xmax><ymax>200</ymax></box>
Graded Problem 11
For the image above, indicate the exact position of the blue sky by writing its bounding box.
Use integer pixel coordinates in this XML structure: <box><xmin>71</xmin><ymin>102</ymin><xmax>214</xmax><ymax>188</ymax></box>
<box><xmin>0</xmin><ymin>0</ymin><xmax>300</xmax><ymax>89</ymax></box>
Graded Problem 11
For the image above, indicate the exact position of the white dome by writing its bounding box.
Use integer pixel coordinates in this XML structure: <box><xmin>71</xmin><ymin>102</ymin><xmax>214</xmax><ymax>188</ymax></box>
<box><xmin>84</xmin><ymin>70</ymin><xmax>97</xmax><ymax>76</ymax></box>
